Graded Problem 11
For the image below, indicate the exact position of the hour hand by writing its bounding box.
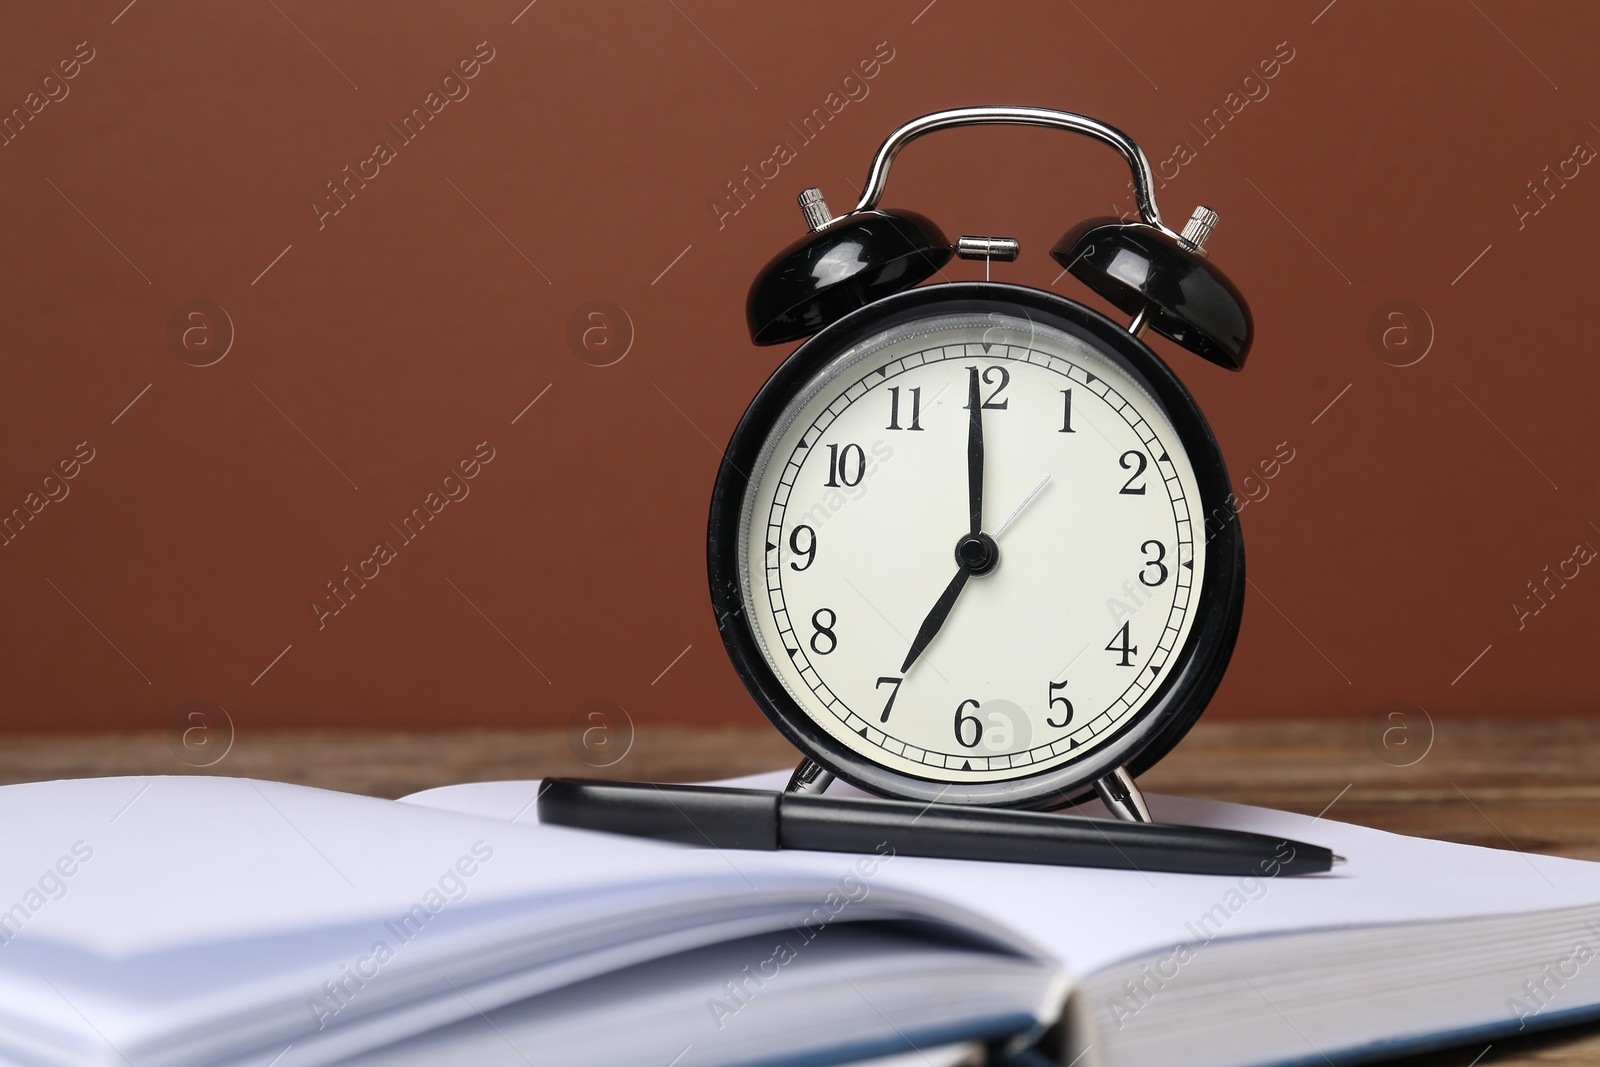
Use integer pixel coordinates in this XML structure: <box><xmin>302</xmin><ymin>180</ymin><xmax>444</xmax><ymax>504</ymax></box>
<box><xmin>900</xmin><ymin>567</ymin><xmax>970</xmax><ymax>674</ymax></box>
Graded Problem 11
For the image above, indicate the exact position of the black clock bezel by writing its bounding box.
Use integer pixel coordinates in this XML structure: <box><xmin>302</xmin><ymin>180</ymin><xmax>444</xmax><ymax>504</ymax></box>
<box><xmin>707</xmin><ymin>281</ymin><xmax>1244</xmax><ymax>810</ymax></box>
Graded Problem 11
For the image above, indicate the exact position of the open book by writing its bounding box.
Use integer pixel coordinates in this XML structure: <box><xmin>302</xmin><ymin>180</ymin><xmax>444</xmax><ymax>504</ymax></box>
<box><xmin>2</xmin><ymin>771</ymin><xmax>1599</xmax><ymax>1067</ymax></box>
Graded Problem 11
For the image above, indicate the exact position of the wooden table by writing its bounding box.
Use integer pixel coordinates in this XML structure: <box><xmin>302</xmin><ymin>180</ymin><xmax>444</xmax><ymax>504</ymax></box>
<box><xmin>5</xmin><ymin>717</ymin><xmax>1597</xmax><ymax>1066</ymax></box>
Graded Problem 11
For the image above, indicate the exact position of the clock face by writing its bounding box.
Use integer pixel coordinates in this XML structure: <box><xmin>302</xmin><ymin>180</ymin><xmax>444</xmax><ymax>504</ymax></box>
<box><xmin>735</xmin><ymin>305</ymin><xmax>1208</xmax><ymax>788</ymax></box>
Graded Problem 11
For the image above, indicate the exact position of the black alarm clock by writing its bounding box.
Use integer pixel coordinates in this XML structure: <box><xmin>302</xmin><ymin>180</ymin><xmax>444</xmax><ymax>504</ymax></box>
<box><xmin>707</xmin><ymin>107</ymin><xmax>1252</xmax><ymax>820</ymax></box>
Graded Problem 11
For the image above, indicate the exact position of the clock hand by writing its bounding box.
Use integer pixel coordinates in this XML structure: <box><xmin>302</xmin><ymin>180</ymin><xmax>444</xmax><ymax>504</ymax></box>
<box><xmin>900</xmin><ymin>566</ymin><xmax>971</xmax><ymax>674</ymax></box>
<box><xmin>993</xmin><ymin>474</ymin><xmax>1051</xmax><ymax>539</ymax></box>
<box><xmin>967</xmin><ymin>366</ymin><xmax>984</xmax><ymax>536</ymax></box>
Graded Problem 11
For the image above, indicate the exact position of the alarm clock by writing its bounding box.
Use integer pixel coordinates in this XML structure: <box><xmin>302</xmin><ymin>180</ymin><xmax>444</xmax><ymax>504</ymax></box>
<box><xmin>707</xmin><ymin>107</ymin><xmax>1252</xmax><ymax>820</ymax></box>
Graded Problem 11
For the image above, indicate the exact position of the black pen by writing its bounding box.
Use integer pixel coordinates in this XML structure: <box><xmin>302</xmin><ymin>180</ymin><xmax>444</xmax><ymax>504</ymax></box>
<box><xmin>537</xmin><ymin>779</ymin><xmax>1345</xmax><ymax>877</ymax></box>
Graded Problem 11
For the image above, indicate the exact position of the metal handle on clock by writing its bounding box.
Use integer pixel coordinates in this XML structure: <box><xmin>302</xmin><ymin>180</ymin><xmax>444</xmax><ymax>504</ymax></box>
<box><xmin>848</xmin><ymin>106</ymin><xmax>1181</xmax><ymax>240</ymax></box>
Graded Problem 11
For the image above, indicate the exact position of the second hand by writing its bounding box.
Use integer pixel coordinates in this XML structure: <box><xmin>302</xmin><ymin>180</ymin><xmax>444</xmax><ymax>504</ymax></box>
<box><xmin>993</xmin><ymin>475</ymin><xmax>1051</xmax><ymax>539</ymax></box>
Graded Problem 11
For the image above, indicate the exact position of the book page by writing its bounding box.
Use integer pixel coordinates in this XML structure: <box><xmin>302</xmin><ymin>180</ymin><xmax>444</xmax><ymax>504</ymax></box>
<box><xmin>0</xmin><ymin>776</ymin><xmax>1037</xmax><ymax>1067</ymax></box>
<box><xmin>402</xmin><ymin>772</ymin><xmax>1600</xmax><ymax>978</ymax></box>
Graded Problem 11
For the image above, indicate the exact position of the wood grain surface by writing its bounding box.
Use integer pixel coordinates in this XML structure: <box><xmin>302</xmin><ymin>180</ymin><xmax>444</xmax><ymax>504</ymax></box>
<box><xmin>4</xmin><ymin>717</ymin><xmax>1597</xmax><ymax>1065</ymax></box>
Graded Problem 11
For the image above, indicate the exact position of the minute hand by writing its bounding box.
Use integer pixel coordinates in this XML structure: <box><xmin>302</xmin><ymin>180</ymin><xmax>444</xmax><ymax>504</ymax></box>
<box><xmin>967</xmin><ymin>366</ymin><xmax>984</xmax><ymax>536</ymax></box>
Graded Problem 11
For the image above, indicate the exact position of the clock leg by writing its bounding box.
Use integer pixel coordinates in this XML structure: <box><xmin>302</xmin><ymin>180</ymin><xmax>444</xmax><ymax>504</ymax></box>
<box><xmin>1094</xmin><ymin>766</ymin><xmax>1152</xmax><ymax>822</ymax></box>
<box><xmin>785</xmin><ymin>758</ymin><xmax>835</xmax><ymax>795</ymax></box>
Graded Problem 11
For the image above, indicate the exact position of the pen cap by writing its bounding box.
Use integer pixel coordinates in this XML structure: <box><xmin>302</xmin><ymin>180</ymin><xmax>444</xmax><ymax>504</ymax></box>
<box><xmin>537</xmin><ymin>779</ymin><xmax>781</xmax><ymax>850</ymax></box>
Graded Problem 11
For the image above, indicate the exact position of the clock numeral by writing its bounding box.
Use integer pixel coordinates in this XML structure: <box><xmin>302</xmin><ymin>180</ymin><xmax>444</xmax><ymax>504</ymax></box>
<box><xmin>1059</xmin><ymin>389</ymin><xmax>1076</xmax><ymax>433</ymax></box>
<box><xmin>953</xmin><ymin>698</ymin><xmax>984</xmax><ymax>749</ymax></box>
<box><xmin>1105</xmin><ymin>622</ymin><xmax>1138</xmax><ymax>667</ymax></box>
<box><xmin>875</xmin><ymin>676</ymin><xmax>903</xmax><ymax>723</ymax></box>
<box><xmin>824</xmin><ymin>443</ymin><xmax>866</xmax><ymax>488</ymax></box>
<box><xmin>1139</xmin><ymin>539</ymin><xmax>1168</xmax><ymax>587</ymax></box>
<box><xmin>963</xmin><ymin>365</ymin><xmax>1010</xmax><ymax>410</ymax></box>
<box><xmin>886</xmin><ymin>386</ymin><xmax>923</xmax><ymax>431</ymax></box>
<box><xmin>809</xmin><ymin>608</ymin><xmax>838</xmax><ymax>655</ymax></box>
<box><xmin>788</xmin><ymin>524</ymin><xmax>817</xmax><ymax>572</ymax></box>
<box><xmin>1118</xmin><ymin>450</ymin><xmax>1148</xmax><ymax>495</ymax></box>
<box><xmin>1046</xmin><ymin>680</ymin><xmax>1074</xmax><ymax>728</ymax></box>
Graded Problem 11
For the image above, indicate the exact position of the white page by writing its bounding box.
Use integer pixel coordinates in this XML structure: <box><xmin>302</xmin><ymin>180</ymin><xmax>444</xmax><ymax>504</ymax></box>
<box><xmin>402</xmin><ymin>771</ymin><xmax>1600</xmax><ymax>979</ymax></box>
<box><xmin>0</xmin><ymin>776</ymin><xmax>1039</xmax><ymax>1067</ymax></box>
<box><xmin>3</xmin><ymin>775</ymin><xmax>732</xmax><ymax>957</ymax></box>
<box><xmin>326</xmin><ymin>926</ymin><xmax>1062</xmax><ymax>1067</ymax></box>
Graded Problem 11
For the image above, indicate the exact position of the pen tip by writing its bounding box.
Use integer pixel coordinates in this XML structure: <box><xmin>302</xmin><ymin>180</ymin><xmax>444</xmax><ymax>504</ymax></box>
<box><xmin>1331</xmin><ymin>854</ymin><xmax>1347</xmax><ymax>866</ymax></box>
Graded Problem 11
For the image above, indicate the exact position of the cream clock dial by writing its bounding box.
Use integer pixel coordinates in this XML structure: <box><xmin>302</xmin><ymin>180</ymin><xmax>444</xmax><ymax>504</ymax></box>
<box><xmin>739</xmin><ymin>310</ymin><xmax>1204</xmax><ymax>785</ymax></box>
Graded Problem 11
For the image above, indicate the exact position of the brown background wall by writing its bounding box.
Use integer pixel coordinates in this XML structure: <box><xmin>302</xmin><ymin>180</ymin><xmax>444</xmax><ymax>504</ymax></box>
<box><xmin>1</xmin><ymin>1</ymin><xmax>1596</xmax><ymax>738</ymax></box>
